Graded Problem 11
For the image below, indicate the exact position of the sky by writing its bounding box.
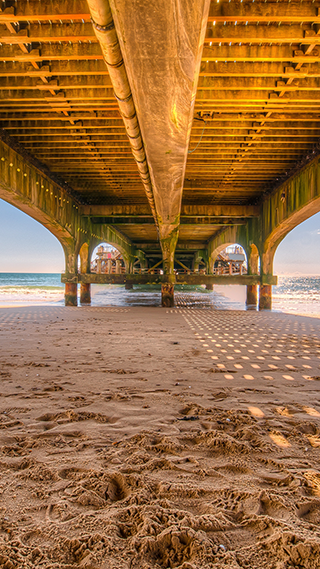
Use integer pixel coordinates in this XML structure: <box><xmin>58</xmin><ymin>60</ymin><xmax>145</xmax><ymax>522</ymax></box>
<box><xmin>0</xmin><ymin>198</ymin><xmax>319</xmax><ymax>275</ymax></box>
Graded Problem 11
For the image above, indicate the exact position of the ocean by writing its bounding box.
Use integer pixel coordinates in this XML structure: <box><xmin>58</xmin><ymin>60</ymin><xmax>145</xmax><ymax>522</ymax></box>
<box><xmin>0</xmin><ymin>273</ymin><xmax>319</xmax><ymax>317</ymax></box>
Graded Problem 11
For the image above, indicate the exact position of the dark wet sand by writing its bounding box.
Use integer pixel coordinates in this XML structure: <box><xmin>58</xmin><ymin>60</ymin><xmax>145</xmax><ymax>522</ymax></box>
<box><xmin>0</xmin><ymin>300</ymin><xmax>320</xmax><ymax>568</ymax></box>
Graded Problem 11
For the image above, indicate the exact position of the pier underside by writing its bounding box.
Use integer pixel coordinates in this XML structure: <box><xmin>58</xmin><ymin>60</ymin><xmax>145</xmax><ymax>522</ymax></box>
<box><xmin>1</xmin><ymin>0</ymin><xmax>320</xmax><ymax>307</ymax></box>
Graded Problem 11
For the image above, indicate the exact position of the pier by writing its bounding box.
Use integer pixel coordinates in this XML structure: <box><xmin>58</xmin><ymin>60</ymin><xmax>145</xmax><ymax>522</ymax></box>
<box><xmin>0</xmin><ymin>0</ymin><xmax>319</xmax><ymax>309</ymax></box>
<box><xmin>1</xmin><ymin>2</ymin><xmax>320</xmax><ymax>566</ymax></box>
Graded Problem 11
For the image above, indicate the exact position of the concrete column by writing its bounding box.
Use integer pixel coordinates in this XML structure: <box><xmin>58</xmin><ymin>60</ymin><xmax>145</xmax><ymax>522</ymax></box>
<box><xmin>208</xmin><ymin>256</ymin><xmax>215</xmax><ymax>274</ymax></box>
<box><xmin>246</xmin><ymin>284</ymin><xmax>258</xmax><ymax>306</ymax></box>
<box><xmin>80</xmin><ymin>283</ymin><xmax>91</xmax><ymax>304</ymax></box>
<box><xmin>115</xmin><ymin>260</ymin><xmax>121</xmax><ymax>274</ymax></box>
<box><xmin>107</xmin><ymin>259</ymin><xmax>112</xmax><ymax>274</ymax></box>
<box><xmin>206</xmin><ymin>283</ymin><xmax>213</xmax><ymax>291</ymax></box>
<box><xmin>259</xmin><ymin>285</ymin><xmax>272</xmax><ymax>310</ymax></box>
<box><xmin>65</xmin><ymin>283</ymin><xmax>77</xmax><ymax>306</ymax></box>
<box><xmin>160</xmin><ymin>229</ymin><xmax>178</xmax><ymax>308</ymax></box>
<box><xmin>125</xmin><ymin>282</ymin><xmax>133</xmax><ymax>290</ymax></box>
<box><xmin>161</xmin><ymin>282</ymin><xmax>174</xmax><ymax>307</ymax></box>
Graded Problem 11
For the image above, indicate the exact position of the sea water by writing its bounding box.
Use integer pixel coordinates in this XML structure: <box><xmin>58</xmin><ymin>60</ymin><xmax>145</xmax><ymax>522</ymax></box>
<box><xmin>0</xmin><ymin>273</ymin><xmax>319</xmax><ymax>317</ymax></box>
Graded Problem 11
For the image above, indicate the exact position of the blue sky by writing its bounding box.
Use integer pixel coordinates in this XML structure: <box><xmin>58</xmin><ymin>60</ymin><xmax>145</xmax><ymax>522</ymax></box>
<box><xmin>0</xmin><ymin>198</ymin><xmax>319</xmax><ymax>274</ymax></box>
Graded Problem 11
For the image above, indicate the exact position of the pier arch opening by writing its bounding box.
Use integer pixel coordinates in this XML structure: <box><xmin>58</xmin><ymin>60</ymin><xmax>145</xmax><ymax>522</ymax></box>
<box><xmin>273</xmin><ymin>211</ymin><xmax>320</xmax><ymax>277</ymax></box>
<box><xmin>91</xmin><ymin>243</ymin><xmax>126</xmax><ymax>275</ymax></box>
<box><xmin>0</xmin><ymin>198</ymin><xmax>65</xmax><ymax>305</ymax></box>
<box><xmin>0</xmin><ymin>198</ymin><xmax>64</xmax><ymax>273</ymax></box>
<box><xmin>271</xmin><ymin>211</ymin><xmax>320</xmax><ymax>315</ymax></box>
<box><xmin>213</xmin><ymin>244</ymin><xmax>247</xmax><ymax>276</ymax></box>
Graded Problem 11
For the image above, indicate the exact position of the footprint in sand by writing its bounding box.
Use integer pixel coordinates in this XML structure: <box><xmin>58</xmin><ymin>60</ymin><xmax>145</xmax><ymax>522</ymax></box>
<box><xmin>105</xmin><ymin>473</ymin><xmax>129</xmax><ymax>502</ymax></box>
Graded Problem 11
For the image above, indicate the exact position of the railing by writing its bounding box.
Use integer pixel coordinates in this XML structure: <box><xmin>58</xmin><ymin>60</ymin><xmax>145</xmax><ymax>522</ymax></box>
<box><xmin>91</xmin><ymin>266</ymin><xmax>126</xmax><ymax>275</ymax></box>
<box><xmin>132</xmin><ymin>266</ymin><xmax>247</xmax><ymax>276</ymax></box>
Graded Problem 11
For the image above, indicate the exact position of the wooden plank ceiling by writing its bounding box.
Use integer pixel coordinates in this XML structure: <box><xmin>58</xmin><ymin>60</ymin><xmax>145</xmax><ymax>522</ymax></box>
<box><xmin>1</xmin><ymin>0</ymin><xmax>320</xmax><ymax>251</ymax></box>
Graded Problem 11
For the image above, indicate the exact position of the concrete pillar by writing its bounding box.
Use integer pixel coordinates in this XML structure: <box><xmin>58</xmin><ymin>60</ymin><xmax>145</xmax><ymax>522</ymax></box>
<box><xmin>208</xmin><ymin>256</ymin><xmax>215</xmax><ymax>274</ymax></box>
<box><xmin>246</xmin><ymin>284</ymin><xmax>258</xmax><ymax>306</ymax></box>
<box><xmin>80</xmin><ymin>283</ymin><xmax>91</xmax><ymax>304</ymax></box>
<box><xmin>65</xmin><ymin>283</ymin><xmax>77</xmax><ymax>306</ymax></box>
<box><xmin>206</xmin><ymin>283</ymin><xmax>213</xmax><ymax>291</ymax></box>
<box><xmin>160</xmin><ymin>228</ymin><xmax>178</xmax><ymax>308</ymax></box>
<box><xmin>259</xmin><ymin>285</ymin><xmax>272</xmax><ymax>310</ymax></box>
<box><xmin>115</xmin><ymin>259</ymin><xmax>121</xmax><ymax>274</ymax></box>
<box><xmin>107</xmin><ymin>259</ymin><xmax>112</xmax><ymax>274</ymax></box>
<box><xmin>161</xmin><ymin>282</ymin><xmax>174</xmax><ymax>307</ymax></box>
<box><xmin>125</xmin><ymin>282</ymin><xmax>133</xmax><ymax>290</ymax></box>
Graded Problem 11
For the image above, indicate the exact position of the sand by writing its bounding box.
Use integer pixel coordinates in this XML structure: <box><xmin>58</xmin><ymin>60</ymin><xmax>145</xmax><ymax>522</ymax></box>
<box><xmin>0</xmin><ymin>296</ymin><xmax>320</xmax><ymax>568</ymax></box>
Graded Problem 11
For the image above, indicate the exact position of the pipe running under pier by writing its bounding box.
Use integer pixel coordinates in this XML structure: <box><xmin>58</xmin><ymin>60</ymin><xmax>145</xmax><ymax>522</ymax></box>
<box><xmin>86</xmin><ymin>0</ymin><xmax>157</xmax><ymax>226</ymax></box>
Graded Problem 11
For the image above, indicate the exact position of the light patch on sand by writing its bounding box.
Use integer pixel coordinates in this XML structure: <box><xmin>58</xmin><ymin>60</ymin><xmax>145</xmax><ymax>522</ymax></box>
<box><xmin>303</xmin><ymin>406</ymin><xmax>320</xmax><ymax>417</ymax></box>
<box><xmin>269</xmin><ymin>432</ymin><xmax>291</xmax><ymax>448</ymax></box>
<box><xmin>248</xmin><ymin>406</ymin><xmax>265</xmax><ymax>418</ymax></box>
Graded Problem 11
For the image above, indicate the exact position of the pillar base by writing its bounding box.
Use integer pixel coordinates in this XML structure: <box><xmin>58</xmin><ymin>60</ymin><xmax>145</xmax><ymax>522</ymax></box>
<box><xmin>65</xmin><ymin>283</ymin><xmax>78</xmax><ymax>306</ymax></box>
<box><xmin>161</xmin><ymin>283</ymin><xmax>174</xmax><ymax>307</ymax></box>
<box><xmin>259</xmin><ymin>284</ymin><xmax>272</xmax><ymax>310</ymax></box>
<box><xmin>246</xmin><ymin>284</ymin><xmax>258</xmax><ymax>306</ymax></box>
<box><xmin>125</xmin><ymin>282</ymin><xmax>133</xmax><ymax>290</ymax></box>
<box><xmin>206</xmin><ymin>283</ymin><xmax>213</xmax><ymax>291</ymax></box>
<box><xmin>80</xmin><ymin>283</ymin><xmax>91</xmax><ymax>304</ymax></box>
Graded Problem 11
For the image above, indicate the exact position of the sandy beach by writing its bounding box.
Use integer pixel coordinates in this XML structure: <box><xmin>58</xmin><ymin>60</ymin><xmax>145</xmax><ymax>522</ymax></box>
<box><xmin>0</xmin><ymin>299</ymin><xmax>320</xmax><ymax>568</ymax></box>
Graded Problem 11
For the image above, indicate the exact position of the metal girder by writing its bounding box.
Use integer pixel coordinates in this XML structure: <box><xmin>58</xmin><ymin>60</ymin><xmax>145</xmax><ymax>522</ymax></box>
<box><xmin>0</xmin><ymin>1</ymin><xmax>90</xmax><ymax>21</ymax></box>
<box><xmin>90</xmin><ymin>217</ymin><xmax>247</xmax><ymax>226</ymax></box>
<box><xmin>0</xmin><ymin>22</ymin><xmax>96</xmax><ymax>44</ymax></box>
<box><xmin>205</xmin><ymin>23</ymin><xmax>320</xmax><ymax>44</ymax></box>
<box><xmin>202</xmin><ymin>45</ymin><xmax>320</xmax><ymax>64</ymax></box>
<box><xmin>0</xmin><ymin>60</ymin><xmax>109</xmax><ymax>76</ymax></box>
<box><xmin>209</xmin><ymin>3</ymin><xmax>320</xmax><ymax>23</ymax></box>
<box><xmin>82</xmin><ymin>204</ymin><xmax>259</xmax><ymax>217</ymax></box>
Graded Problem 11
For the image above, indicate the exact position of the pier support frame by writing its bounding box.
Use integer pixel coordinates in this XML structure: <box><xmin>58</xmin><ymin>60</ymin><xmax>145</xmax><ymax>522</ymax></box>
<box><xmin>80</xmin><ymin>283</ymin><xmax>91</xmax><ymax>304</ymax></box>
<box><xmin>259</xmin><ymin>285</ymin><xmax>272</xmax><ymax>310</ymax></box>
<box><xmin>125</xmin><ymin>282</ymin><xmax>133</xmax><ymax>290</ymax></box>
<box><xmin>161</xmin><ymin>282</ymin><xmax>175</xmax><ymax>307</ymax></box>
<box><xmin>246</xmin><ymin>284</ymin><xmax>258</xmax><ymax>307</ymax></box>
<box><xmin>65</xmin><ymin>283</ymin><xmax>78</xmax><ymax>306</ymax></box>
<box><xmin>160</xmin><ymin>229</ymin><xmax>178</xmax><ymax>308</ymax></box>
<box><xmin>206</xmin><ymin>283</ymin><xmax>213</xmax><ymax>291</ymax></box>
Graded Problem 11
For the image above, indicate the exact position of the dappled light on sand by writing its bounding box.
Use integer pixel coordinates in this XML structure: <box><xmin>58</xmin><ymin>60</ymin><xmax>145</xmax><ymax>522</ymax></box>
<box><xmin>0</xmin><ymin>305</ymin><xmax>320</xmax><ymax>568</ymax></box>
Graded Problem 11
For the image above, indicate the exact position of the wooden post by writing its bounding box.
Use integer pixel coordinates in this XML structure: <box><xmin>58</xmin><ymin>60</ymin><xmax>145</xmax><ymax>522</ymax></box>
<box><xmin>80</xmin><ymin>283</ymin><xmax>91</xmax><ymax>304</ymax></box>
<box><xmin>246</xmin><ymin>284</ymin><xmax>258</xmax><ymax>306</ymax></box>
<box><xmin>259</xmin><ymin>284</ymin><xmax>272</xmax><ymax>310</ymax></box>
<box><xmin>125</xmin><ymin>282</ymin><xmax>133</xmax><ymax>290</ymax></box>
<box><xmin>161</xmin><ymin>282</ymin><xmax>174</xmax><ymax>307</ymax></box>
<box><xmin>206</xmin><ymin>283</ymin><xmax>213</xmax><ymax>291</ymax></box>
<box><xmin>65</xmin><ymin>283</ymin><xmax>77</xmax><ymax>306</ymax></box>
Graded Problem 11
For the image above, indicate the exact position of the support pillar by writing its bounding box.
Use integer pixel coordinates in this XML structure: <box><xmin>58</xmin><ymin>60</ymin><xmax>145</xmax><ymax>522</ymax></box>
<box><xmin>80</xmin><ymin>283</ymin><xmax>91</xmax><ymax>304</ymax></box>
<box><xmin>208</xmin><ymin>256</ymin><xmax>215</xmax><ymax>275</ymax></box>
<box><xmin>246</xmin><ymin>284</ymin><xmax>258</xmax><ymax>306</ymax></box>
<box><xmin>160</xmin><ymin>227</ymin><xmax>178</xmax><ymax>308</ymax></box>
<box><xmin>65</xmin><ymin>283</ymin><xmax>78</xmax><ymax>306</ymax></box>
<box><xmin>206</xmin><ymin>283</ymin><xmax>213</xmax><ymax>291</ymax></box>
<box><xmin>125</xmin><ymin>282</ymin><xmax>133</xmax><ymax>290</ymax></box>
<box><xmin>161</xmin><ymin>282</ymin><xmax>174</xmax><ymax>307</ymax></box>
<box><xmin>259</xmin><ymin>285</ymin><xmax>272</xmax><ymax>310</ymax></box>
